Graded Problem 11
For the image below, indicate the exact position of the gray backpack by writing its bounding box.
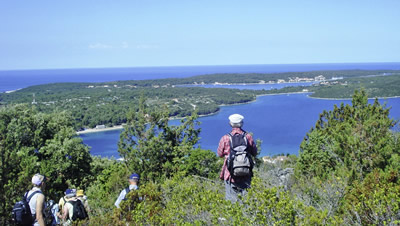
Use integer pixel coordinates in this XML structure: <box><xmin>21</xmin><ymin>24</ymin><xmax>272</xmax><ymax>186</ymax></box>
<box><xmin>226</xmin><ymin>132</ymin><xmax>254</xmax><ymax>177</ymax></box>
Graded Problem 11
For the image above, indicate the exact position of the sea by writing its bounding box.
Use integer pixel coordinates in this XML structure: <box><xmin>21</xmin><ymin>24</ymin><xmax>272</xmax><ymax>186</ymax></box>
<box><xmin>1</xmin><ymin>62</ymin><xmax>400</xmax><ymax>93</ymax></box>
<box><xmin>1</xmin><ymin>62</ymin><xmax>400</xmax><ymax>157</ymax></box>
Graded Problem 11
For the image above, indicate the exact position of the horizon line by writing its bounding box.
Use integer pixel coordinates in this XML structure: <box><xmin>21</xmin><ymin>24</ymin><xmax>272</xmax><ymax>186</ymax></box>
<box><xmin>1</xmin><ymin>61</ymin><xmax>400</xmax><ymax>72</ymax></box>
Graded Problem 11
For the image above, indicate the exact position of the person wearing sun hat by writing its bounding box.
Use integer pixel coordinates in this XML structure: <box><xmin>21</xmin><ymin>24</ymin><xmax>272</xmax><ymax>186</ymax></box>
<box><xmin>57</xmin><ymin>189</ymin><xmax>77</xmax><ymax>224</ymax></box>
<box><xmin>217</xmin><ymin>113</ymin><xmax>257</xmax><ymax>202</ymax></box>
<box><xmin>57</xmin><ymin>188</ymin><xmax>75</xmax><ymax>222</ymax></box>
<box><xmin>27</xmin><ymin>173</ymin><xmax>47</xmax><ymax>226</ymax></box>
<box><xmin>114</xmin><ymin>173</ymin><xmax>140</xmax><ymax>208</ymax></box>
<box><xmin>76</xmin><ymin>189</ymin><xmax>90</xmax><ymax>214</ymax></box>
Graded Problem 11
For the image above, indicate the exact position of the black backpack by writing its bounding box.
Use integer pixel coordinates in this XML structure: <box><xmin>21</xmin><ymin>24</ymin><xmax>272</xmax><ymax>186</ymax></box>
<box><xmin>226</xmin><ymin>132</ymin><xmax>254</xmax><ymax>177</ymax></box>
<box><xmin>67</xmin><ymin>199</ymin><xmax>88</xmax><ymax>221</ymax></box>
<box><xmin>12</xmin><ymin>190</ymin><xmax>42</xmax><ymax>226</ymax></box>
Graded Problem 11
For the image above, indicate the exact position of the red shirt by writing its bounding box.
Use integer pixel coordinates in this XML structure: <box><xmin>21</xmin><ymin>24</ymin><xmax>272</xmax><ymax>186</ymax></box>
<box><xmin>217</xmin><ymin>127</ymin><xmax>257</xmax><ymax>182</ymax></box>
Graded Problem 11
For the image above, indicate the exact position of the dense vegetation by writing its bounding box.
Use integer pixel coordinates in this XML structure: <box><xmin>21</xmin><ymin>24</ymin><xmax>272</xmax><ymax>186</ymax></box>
<box><xmin>1</xmin><ymin>70</ymin><xmax>399</xmax><ymax>130</ymax></box>
<box><xmin>0</xmin><ymin>84</ymin><xmax>264</xmax><ymax>129</ymax></box>
<box><xmin>310</xmin><ymin>74</ymin><xmax>400</xmax><ymax>98</ymax></box>
<box><xmin>297</xmin><ymin>89</ymin><xmax>398</xmax><ymax>180</ymax></box>
<box><xmin>1</xmin><ymin>89</ymin><xmax>399</xmax><ymax>225</ymax></box>
<box><xmin>0</xmin><ymin>105</ymin><xmax>92</xmax><ymax>224</ymax></box>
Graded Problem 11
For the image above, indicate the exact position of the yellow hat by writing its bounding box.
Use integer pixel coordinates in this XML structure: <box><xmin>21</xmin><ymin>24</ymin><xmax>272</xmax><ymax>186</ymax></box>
<box><xmin>77</xmin><ymin>189</ymin><xmax>84</xmax><ymax>197</ymax></box>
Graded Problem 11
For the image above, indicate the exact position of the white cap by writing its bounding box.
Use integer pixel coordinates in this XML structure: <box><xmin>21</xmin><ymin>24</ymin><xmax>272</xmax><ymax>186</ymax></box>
<box><xmin>32</xmin><ymin>173</ymin><xmax>45</xmax><ymax>186</ymax></box>
<box><xmin>228</xmin><ymin>114</ymin><xmax>244</xmax><ymax>124</ymax></box>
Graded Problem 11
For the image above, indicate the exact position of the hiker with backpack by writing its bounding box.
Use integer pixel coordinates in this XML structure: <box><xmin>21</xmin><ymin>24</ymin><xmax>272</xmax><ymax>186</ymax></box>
<box><xmin>57</xmin><ymin>189</ymin><xmax>88</xmax><ymax>225</ymax></box>
<box><xmin>12</xmin><ymin>173</ymin><xmax>47</xmax><ymax>226</ymax></box>
<box><xmin>29</xmin><ymin>173</ymin><xmax>47</xmax><ymax>226</ymax></box>
<box><xmin>114</xmin><ymin>173</ymin><xmax>140</xmax><ymax>208</ymax></box>
<box><xmin>57</xmin><ymin>188</ymin><xmax>75</xmax><ymax>222</ymax></box>
<box><xmin>217</xmin><ymin>114</ymin><xmax>257</xmax><ymax>202</ymax></box>
<box><xmin>76</xmin><ymin>189</ymin><xmax>90</xmax><ymax>215</ymax></box>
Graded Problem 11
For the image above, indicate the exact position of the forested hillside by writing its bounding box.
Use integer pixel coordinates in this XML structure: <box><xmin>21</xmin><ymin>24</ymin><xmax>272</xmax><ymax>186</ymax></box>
<box><xmin>310</xmin><ymin>74</ymin><xmax>400</xmax><ymax>98</ymax></box>
<box><xmin>1</xmin><ymin>89</ymin><xmax>399</xmax><ymax>225</ymax></box>
<box><xmin>0</xmin><ymin>84</ymin><xmax>264</xmax><ymax>129</ymax></box>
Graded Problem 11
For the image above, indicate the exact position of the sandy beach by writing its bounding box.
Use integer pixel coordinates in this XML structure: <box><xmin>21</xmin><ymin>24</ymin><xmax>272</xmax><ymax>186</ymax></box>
<box><xmin>77</xmin><ymin>125</ymin><xmax>124</xmax><ymax>134</ymax></box>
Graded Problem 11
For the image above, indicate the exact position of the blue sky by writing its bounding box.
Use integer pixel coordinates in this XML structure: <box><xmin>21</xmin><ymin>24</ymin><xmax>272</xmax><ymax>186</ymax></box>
<box><xmin>0</xmin><ymin>0</ymin><xmax>399</xmax><ymax>70</ymax></box>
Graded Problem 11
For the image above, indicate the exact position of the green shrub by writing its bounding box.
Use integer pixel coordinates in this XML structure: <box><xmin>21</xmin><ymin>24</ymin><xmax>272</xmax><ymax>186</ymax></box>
<box><xmin>297</xmin><ymin>89</ymin><xmax>398</xmax><ymax>181</ymax></box>
<box><xmin>343</xmin><ymin>169</ymin><xmax>400</xmax><ymax>225</ymax></box>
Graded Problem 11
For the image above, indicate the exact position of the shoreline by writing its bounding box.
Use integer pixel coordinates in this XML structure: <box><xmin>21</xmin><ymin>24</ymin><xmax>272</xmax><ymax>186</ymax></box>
<box><xmin>76</xmin><ymin>91</ymin><xmax>400</xmax><ymax>135</ymax></box>
<box><xmin>75</xmin><ymin>91</ymin><xmax>310</xmax><ymax>135</ymax></box>
<box><xmin>308</xmin><ymin>95</ymin><xmax>400</xmax><ymax>100</ymax></box>
<box><xmin>179</xmin><ymin>81</ymin><xmax>316</xmax><ymax>86</ymax></box>
<box><xmin>3</xmin><ymin>88</ymin><xmax>22</xmax><ymax>94</ymax></box>
<box><xmin>77</xmin><ymin>125</ymin><xmax>124</xmax><ymax>134</ymax></box>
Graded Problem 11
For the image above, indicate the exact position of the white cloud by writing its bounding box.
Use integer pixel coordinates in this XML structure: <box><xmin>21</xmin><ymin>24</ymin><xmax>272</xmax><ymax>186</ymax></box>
<box><xmin>121</xmin><ymin>41</ymin><xmax>129</xmax><ymax>49</ymax></box>
<box><xmin>88</xmin><ymin>43</ymin><xmax>113</xmax><ymax>49</ymax></box>
<box><xmin>136</xmin><ymin>44</ymin><xmax>158</xmax><ymax>49</ymax></box>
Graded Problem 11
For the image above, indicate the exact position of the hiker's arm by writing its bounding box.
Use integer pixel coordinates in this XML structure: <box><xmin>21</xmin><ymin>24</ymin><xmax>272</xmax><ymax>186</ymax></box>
<box><xmin>247</xmin><ymin>135</ymin><xmax>258</xmax><ymax>157</ymax></box>
<box><xmin>217</xmin><ymin>136</ymin><xmax>227</xmax><ymax>157</ymax></box>
<box><xmin>36</xmin><ymin>194</ymin><xmax>45</xmax><ymax>226</ymax></box>
<box><xmin>84</xmin><ymin>200</ymin><xmax>91</xmax><ymax>213</ymax></box>
<box><xmin>114</xmin><ymin>190</ymin><xmax>125</xmax><ymax>208</ymax></box>
<box><xmin>58</xmin><ymin>205</ymin><xmax>69</xmax><ymax>220</ymax></box>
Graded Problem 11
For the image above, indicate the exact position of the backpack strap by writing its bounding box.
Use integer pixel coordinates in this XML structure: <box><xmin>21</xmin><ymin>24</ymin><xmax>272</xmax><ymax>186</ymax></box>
<box><xmin>243</xmin><ymin>132</ymin><xmax>248</xmax><ymax>147</ymax></box>
<box><xmin>122</xmin><ymin>187</ymin><xmax>131</xmax><ymax>201</ymax></box>
<box><xmin>228</xmin><ymin>131</ymin><xmax>248</xmax><ymax>151</ymax></box>
<box><xmin>228</xmin><ymin>131</ymin><xmax>247</xmax><ymax>138</ymax></box>
<box><xmin>66</xmin><ymin>200</ymin><xmax>75</xmax><ymax>220</ymax></box>
<box><xmin>66</xmin><ymin>200</ymin><xmax>77</xmax><ymax>206</ymax></box>
<box><xmin>240</xmin><ymin>131</ymin><xmax>249</xmax><ymax>151</ymax></box>
<box><xmin>26</xmin><ymin>190</ymin><xmax>42</xmax><ymax>220</ymax></box>
<box><xmin>228</xmin><ymin>133</ymin><xmax>234</xmax><ymax>151</ymax></box>
<box><xmin>241</xmin><ymin>130</ymin><xmax>248</xmax><ymax>143</ymax></box>
<box><xmin>26</xmin><ymin>190</ymin><xmax>42</xmax><ymax>203</ymax></box>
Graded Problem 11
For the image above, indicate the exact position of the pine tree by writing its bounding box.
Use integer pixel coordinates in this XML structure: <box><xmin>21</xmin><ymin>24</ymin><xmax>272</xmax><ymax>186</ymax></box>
<box><xmin>118</xmin><ymin>97</ymin><xmax>202</xmax><ymax>181</ymax></box>
<box><xmin>296</xmin><ymin>89</ymin><xmax>398</xmax><ymax>180</ymax></box>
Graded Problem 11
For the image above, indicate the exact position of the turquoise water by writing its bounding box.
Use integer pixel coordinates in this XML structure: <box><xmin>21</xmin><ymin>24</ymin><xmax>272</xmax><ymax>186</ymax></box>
<box><xmin>82</xmin><ymin>93</ymin><xmax>400</xmax><ymax>158</ymax></box>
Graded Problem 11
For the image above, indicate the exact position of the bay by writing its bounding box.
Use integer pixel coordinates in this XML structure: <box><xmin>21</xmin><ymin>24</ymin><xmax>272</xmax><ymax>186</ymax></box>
<box><xmin>2</xmin><ymin>62</ymin><xmax>400</xmax><ymax>92</ymax></box>
<box><xmin>81</xmin><ymin>93</ymin><xmax>400</xmax><ymax>158</ymax></box>
<box><xmin>2</xmin><ymin>63</ymin><xmax>400</xmax><ymax>157</ymax></box>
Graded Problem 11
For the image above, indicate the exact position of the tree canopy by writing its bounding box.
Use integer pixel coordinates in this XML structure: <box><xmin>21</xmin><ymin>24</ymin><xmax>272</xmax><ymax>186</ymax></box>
<box><xmin>296</xmin><ymin>89</ymin><xmax>398</xmax><ymax>180</ymax></box>
<box><xmin>1</xmin><ymin>88</ymin><xmax>400</xmax><ymax>225</ymax></box>
<box><xmin>118</xmin><ymin>97</ymin><xmax>220</xmax><ymax>181</ymax></box>
<box><xmin>0</xmin><ymin>105</ymin><xmax>92</xmax><ymax>224</ymax></box>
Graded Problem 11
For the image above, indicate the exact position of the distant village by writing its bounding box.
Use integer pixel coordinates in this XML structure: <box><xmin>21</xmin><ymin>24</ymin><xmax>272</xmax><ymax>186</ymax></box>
<box><xmin>80</xmin><ymin>74</ymin><xmax>350</xmax><ymax>91</ymax></box>
<box><xmin>32</xmin><ymin>75</ymin><xmax>347</xmax><ymax>106</ymax></box>
<box><xmin>204</xmin><ymin>74</ymin><xmax>344</xmax><ymax>86</ymax></box>
<box><xmin>278</xmin><ymin>75</ymin><xmax>346</xmax><ymax>86</ymax></box>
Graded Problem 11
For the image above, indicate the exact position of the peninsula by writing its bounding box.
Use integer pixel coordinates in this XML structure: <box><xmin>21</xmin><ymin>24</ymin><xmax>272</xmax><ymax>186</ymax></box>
<box><xmin>1</xmin><ymin>69</ymin><xmax>399</xmax><ymax>130</ymax></box>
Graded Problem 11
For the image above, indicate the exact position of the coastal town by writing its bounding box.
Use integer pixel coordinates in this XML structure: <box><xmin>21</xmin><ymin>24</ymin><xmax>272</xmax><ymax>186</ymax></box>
<box><xmin>84</xmin><ymin>74</ymin><xmax>337</xmax><ymax>90</ymax></box>
<box><xmin>206</xmin><ymin>74</ymin><xmax>345</xmax><ymax>86</ymax></box>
